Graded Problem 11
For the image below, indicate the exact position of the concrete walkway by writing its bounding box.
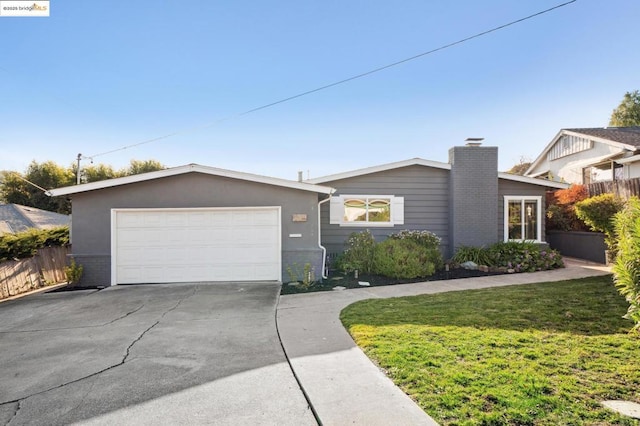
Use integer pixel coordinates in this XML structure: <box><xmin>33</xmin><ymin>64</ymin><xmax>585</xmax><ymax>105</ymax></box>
<box><xmin>276</xmin><ymin>259</ymin><xmax>611</xmax><ymax>426</ymax></box>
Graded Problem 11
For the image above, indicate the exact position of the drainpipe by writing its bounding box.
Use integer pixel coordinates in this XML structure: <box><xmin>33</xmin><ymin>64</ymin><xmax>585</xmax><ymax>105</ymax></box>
<box><xmin>318</xmin><ymin>191</ymin><xmax>335</xmax><ymax>279</ymax></box>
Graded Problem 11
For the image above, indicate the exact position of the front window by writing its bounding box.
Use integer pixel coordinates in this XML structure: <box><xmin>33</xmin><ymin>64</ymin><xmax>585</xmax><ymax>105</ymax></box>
<box><xmin>344</xmin><ymin>198</ymin><xmax>391</xmax><ymax>223</ymax></box>
<box><xmin>329</xmin><ymin>194</ymin><xmax>403</xmax><ymax>227</ymax></box>
<box><xmin>504</xmin><ymin>196</ymin><xmax>542</xmax><ymax>242</ymax></box>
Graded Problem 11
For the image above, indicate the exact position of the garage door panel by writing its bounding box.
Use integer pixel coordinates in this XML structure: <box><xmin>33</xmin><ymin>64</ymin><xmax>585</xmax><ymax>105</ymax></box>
<box><xmin>114</xmin><ymin>208</ymin><xmax>281</xmax><ymax>284</ymax></box>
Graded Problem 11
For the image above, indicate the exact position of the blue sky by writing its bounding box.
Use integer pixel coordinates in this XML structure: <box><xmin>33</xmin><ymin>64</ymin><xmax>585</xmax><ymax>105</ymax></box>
<box><xmin>1</xmin><ymin>0</ymin><xmax>638</xmax><ymax>180</ymax></box>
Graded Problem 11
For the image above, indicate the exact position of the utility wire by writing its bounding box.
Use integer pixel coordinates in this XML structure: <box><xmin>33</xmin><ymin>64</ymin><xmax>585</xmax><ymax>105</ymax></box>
<box><xmin>85</xmin><ymin>0</ymin><xmax>577</xmax><ymax>160</ymax></box>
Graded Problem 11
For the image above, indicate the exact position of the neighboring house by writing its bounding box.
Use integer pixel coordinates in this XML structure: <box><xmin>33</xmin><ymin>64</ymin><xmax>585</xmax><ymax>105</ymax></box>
<box><xmin>48</xmin><ymin>144</ymin><xmax>566</xmax><ymax>287</ymax></box>
<box><xmin>525</xmin><ymin>127</ymin><xmax>640</xmax><ymax>184</ymax></box>
<box><xmin>0</xmin><ymin>204</ymin><xmax>70</xmax><ymax>235</ymax></box>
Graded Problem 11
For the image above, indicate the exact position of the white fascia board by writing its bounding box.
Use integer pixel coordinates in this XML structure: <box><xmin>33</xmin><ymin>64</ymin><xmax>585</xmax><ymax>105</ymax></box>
<box><xmin>306</xmin><ymin>158</ymin><xmax>451</xmax><ymax>184</ymax></box>
<box><xmin>525</xmin><ymin>129</ymin><xmax>565</xmax><ymax>175</ymax></box>
<box><xmin>498</xmin><ymin>172</ymin><xmax>569</xmax><ymax>189</ymax></box>
<box><xmin>48</xmin><ymin>164</ymin><xmax>334</xmax><ymax>197</ymax></box>
<box><xmin>615</xmin><ymin>154</ymin><xmax>640</xmax><ymax>164</ymax></box>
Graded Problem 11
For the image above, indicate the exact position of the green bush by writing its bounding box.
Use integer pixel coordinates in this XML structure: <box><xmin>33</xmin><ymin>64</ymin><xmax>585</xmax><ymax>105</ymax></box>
<box><xmin>65</xmin><ymin>257</ymin><xmax>84</xmax><ymax>285</ymax></box>
<box><xmin>612</xmin><ymin>197</ymin><xmax>640</xmax><ymax>332</ymax></box>
<box><xmin>337</xmin><ymin>230</ymin><xmax>376</xmax><ymax>274</ymax></box>
<box><xmin>0</xmin><ymin>226</ymin><xmax>69</xmax><ymax>262</ymax></box>
<box><xmin>372</xmin><ymin>238</ymin><xmax>437</xmax><ymax>279</ymax></box>
<box><xmin>488</xmin><ymin>241</ymin><xmax>564</xmax><ymax>272</ymax></box>
<box><xmin>388</xmin><ymin>229</ymin><xmax>443</xmax><ymax>270</ymax></box>
<box><xmin>575</xmin><ymin>194</ymin><xmax>624</xmax><ymax>251</ymax></box>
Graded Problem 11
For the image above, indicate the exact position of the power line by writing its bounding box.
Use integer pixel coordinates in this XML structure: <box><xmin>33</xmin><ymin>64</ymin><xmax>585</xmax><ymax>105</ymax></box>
<box><xmin>85</xmin><ymin>0</ymin><xmax>577</xmax><ymax>160</ymax></box>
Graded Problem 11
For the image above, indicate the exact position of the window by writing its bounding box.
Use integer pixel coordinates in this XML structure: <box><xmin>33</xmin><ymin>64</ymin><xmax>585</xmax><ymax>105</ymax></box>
<box><xmin>504</xmin><ymin>196</ymin><xmax>542</xmax><ymax>242</ymax></box>
<box><xmin>330</xmin><ymin>195</ymin><xmax>404</xmax><ymax>227</ymax></box>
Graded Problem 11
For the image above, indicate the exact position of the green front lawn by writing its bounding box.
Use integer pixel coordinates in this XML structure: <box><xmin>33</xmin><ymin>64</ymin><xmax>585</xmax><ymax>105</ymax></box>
<box><xmin>341</xmin><ymin>276</ymin><xmax>640</xmax><ymax>425</ymax></box>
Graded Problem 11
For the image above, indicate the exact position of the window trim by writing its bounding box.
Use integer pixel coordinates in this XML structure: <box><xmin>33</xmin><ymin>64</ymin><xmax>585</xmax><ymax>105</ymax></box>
<box><xmin>330</xmin><ymin>194</ymin><xmax>403</xmax><ymax>227</ymax></box>
<box><xmin>503</xmin><ymin>196</ymin><xmax>542</xmax><ymax>243</ymax></box>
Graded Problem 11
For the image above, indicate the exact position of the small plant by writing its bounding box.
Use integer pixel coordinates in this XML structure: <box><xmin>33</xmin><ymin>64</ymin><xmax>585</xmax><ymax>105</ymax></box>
<box><xmin>286</xmin><ymin>262</ymin><xmax>314</xmax><ymax>289</ymax></box>
<box><xmin>612</xmin><ymin>196</ymin><xmax>640</xmax><ymax>332</ymax></box>
<box><xmin>452</xmin><ymin>245</ymin><xmax>492</xmax><ymax>266</ymax></box>
<box><xmin>65</xmin><ymin>258</ymin><xmax>83</xmax><ymax>285</ymax></box>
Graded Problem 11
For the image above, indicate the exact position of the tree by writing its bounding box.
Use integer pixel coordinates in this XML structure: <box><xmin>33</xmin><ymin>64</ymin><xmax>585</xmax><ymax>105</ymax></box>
<box><xmin>125</xmin><ymin>159</ymin><xmax>165</xmax><ymax>175</ymax></box>
<box><xmin>1</xmin><ymin>161</ymin><xmax>75</xmax><ymax>214</ymax></box>
<box><xmin>1</xmin><ymin>159</ymin><xmax>165</xmax><ymax>214</ymax></box>
<box><xmin>505</xmin><ymin>157</ymin><xmax>532</xmax><ymax>175</ymax></box>
<box><xmin>609</xmin><ymin>90</ymin><xmax>640</xmax><ymax>127</ymax></box>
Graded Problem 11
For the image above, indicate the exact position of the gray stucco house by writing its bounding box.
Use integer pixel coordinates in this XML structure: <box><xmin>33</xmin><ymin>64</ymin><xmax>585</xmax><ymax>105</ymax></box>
<box><xmin>49</xmin><ymin>144</ymin><xmax>566</xmax><ymax>287</ymax></box>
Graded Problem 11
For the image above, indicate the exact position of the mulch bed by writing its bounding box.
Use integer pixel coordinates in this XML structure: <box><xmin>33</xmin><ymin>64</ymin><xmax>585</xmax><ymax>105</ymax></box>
<box><xmin>281</xmin><ymin>267</ymin><xmax>507</xmax><ymax>295</ymax></box>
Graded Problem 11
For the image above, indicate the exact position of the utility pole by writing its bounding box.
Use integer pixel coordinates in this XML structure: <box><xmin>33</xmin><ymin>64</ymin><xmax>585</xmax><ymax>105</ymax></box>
<box><xmin>76</xmin><ymin>153</ymin><xmax>82</xmax><ymax>185</ymax></box>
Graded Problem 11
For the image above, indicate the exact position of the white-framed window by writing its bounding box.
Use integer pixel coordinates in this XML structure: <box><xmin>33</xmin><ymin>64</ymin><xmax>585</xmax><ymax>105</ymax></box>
<box><xmin>329</xmin><ymin>195</ymin><xmax>404</xmax><ymax>227</ymax></box>
<box><xmin>504</xmin><ymin>196</ymin><xmax>542</xmax><ymax>242</ymax></box>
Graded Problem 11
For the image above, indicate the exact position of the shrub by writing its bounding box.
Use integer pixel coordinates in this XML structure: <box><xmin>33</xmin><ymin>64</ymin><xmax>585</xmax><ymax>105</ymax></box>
<box><xmin>389</xmin><ymin>229</ymin><xmax>443</xmax><ymax>270</ymax></box>
<box><xmin>575</xmin><ymin>194</ymin><xmax>624</xmax><ymax>251</ymax></box>
<box><xmin>372</xmin><ymin>238</ymin><xmax>437</xmax><ymax>279</ymax></box>
<box><xmin>0</xmin><ymin>226</ymin><xmax>70</xmax><ymax>262</ymax></box>
<box><xmin>337</xmin><ymin>230</ymin><xmax>376</xmax><ymax>274</ymax></box>
<box><xmin>612</xmin><ymin>197</ymin><xmax>640</xmax><ymax>332</ymax></box>
<box><xmin>65</xmin><ymin>258</ymin><xmax>84</xmax><ymax>285</ymax></box>
<box><xmin>487</xmin><ymin>241</ymin><xmax>564</xmax><ymax>272</ymax></box>
<box><xmin>545</xmin><ymin>185</ymin><xmax>589</xmax><ymax>232</ymax></box>
<box><xmin>452</xmin><ymin>245</ymin><xmax>492</xmax><ymax>266</ymax></box>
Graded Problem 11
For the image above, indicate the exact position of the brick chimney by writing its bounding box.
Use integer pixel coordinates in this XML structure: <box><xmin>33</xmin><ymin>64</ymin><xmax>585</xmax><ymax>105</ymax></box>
<box><xmin>448</xmin><ymin>140</ymin><xmax>499</xmax><ymax>255</ymax></box>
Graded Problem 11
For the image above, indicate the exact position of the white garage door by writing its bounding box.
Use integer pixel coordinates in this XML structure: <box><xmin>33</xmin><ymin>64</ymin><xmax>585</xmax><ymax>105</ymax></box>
<box><xmin>112</xmin><ymin>207</ymin><xmax>281</xmax><ymax>285</ymax></box>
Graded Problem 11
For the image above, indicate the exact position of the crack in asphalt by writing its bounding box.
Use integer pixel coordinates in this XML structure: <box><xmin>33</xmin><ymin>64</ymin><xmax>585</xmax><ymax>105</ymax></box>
<box><xmin>0</xmin><ymin>286</ymin><xmax>199</xmax><ymax>418</ymax></box>
<box><xmin>0</xmin><ymin>305</ymin><xmax>145</xmax><ymax>334</ymax></box>
<box><xmin>5</xmin><ymin>401</ymin><xmax>20</xmax><ymax>426</ymax></box>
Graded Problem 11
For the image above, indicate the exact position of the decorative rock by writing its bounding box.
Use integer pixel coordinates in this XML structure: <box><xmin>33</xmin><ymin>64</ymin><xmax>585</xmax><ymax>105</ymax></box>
<box><xmin>332</xmin><ymin>286</ymin><xmax>346</xmax><ymax>291</ymax></box>
<box><xmin>460</xmin><ymin>261</ymin><xmax>478</xmax><ymax>270</ymax></box>
<box><xmin>358</xmin><ymin>281</ymin><xmax>370</xmax><ymax>286</ymax></box>
<box><xmin>601</xmin><ymin>400</ymin><xmax>640</xmax><ymax>419</ymax></box>
<box><xmin>478</xmin><ymin>265</ymin><xmax>489</xmax><ymax>273</ymax></box>
<box><xmin>507</xmin><ymin>268</ymin><xmax>515</xmax><ymax>273</ymax></box>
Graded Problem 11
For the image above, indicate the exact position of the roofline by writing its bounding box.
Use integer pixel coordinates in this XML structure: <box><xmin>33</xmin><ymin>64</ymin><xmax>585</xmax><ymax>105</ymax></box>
<box><xmin>525</xmin><ymin>128</ymin><xmax>639</xmax><ymax>175</ymax></box>
<box><xmin>48</xmin><ymin>164</ymin><xmax>335</xmax><ymax>197</ymax></box>
<box><xmin>306</xmin><ymin>158</ymin><xmax>451</xmax><ymax>184</ymax></box>
<box><xmin>615</xmin><ymin>154</ymin><xmax>640</xmax><ymax>164</ymax></box>
<box><xmin>498</xmin><ymin>172</ymin><xmax>569</xmax><ymax>189</ymax></box>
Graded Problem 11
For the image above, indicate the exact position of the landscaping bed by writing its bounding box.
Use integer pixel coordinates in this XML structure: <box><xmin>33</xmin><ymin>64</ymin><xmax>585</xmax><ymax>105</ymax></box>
<box><xmin>281</xmin><ymin>266</ymin><xmax>506</xmax><ymax>295</ymax></box>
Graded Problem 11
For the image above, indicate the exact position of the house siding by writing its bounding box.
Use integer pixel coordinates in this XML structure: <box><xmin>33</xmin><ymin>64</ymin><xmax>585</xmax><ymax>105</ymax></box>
<box><xmin>68</xmin><ymin>173</ymin><xmax>323</xmax><ymax>286</ymax></box>
<box><xmin>498</xmin><ymin>179</ymin><xmax>548</xmax><ymax>242</ymax></box>
<box><xmin>318</xmin><ymin>165</ymin><xmax>450</xmax><ymax>257</ymax></box>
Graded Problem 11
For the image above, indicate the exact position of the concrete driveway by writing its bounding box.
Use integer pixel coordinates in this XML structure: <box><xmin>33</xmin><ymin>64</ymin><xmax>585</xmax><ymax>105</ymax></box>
<box><xmin>0</xmin><ymin>283</ymin><xmax>315</xmax><ymax>425</ymax></box>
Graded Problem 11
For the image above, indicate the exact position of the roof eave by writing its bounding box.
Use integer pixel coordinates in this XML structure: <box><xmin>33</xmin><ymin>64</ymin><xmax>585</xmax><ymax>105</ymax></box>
<box><xmin>48</xmin><ymin>164</ymin><xmax>334</xmax><ymax>197</ymax></box>
<box><xmin>498</xmin><ymin>172</ymin><xmax>569</xmax><ymax>189</ymax></box>
<box><xmin>307</xmin><ymin>158</ymin><xmax>451</xmax><ymax>184</ymax></box>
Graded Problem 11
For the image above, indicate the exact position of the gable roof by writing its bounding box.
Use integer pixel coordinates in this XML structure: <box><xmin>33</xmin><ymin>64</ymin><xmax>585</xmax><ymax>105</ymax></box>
<box><xmin>307</xmin><ymin>157</ymin><xmax>567</xmax><ymax>189</ymax></box>
<box><xmin>306</xmin><ymin>158</ymin><xmax>451</xmax><ymax>184</ymax></box>
<box><xmin>526</xmin><ymin>127</ymin><xmax>640</xmax><ymax>175</ymax></box>
<box><xmin>47</xmin><ymin>164</ymin><xmax>335</xmax><ymax>197</ymax></box>
<box><xmin>0</xmin><ymin>204</ymin><xmax>70</xmax><ymax>234</ymax></box>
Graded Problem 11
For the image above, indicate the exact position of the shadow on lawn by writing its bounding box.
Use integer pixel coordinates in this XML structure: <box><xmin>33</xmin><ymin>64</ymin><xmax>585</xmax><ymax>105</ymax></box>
<box><xmin>341</xmin><ymin>275</ymin><xmax>635</xmax><ymax>336</ymax></box>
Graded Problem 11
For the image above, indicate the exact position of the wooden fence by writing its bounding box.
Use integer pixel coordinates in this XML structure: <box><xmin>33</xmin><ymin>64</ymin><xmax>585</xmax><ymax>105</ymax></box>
<box><xmin>0</xmin><ymin>246</ymin><xmax>69</xmax><ymax>299</ymax></box>
<box><xmin>587</xmin><ymin>177</ymin><xmax>640</xmax><ymax>200</ymax></box>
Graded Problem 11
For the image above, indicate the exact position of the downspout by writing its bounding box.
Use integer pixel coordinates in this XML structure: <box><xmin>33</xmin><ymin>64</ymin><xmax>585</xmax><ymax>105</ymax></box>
<box><xmin>318</xmin><ymin>190</ymin><xmax>335</xmax><ymax>279</ymax></box>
